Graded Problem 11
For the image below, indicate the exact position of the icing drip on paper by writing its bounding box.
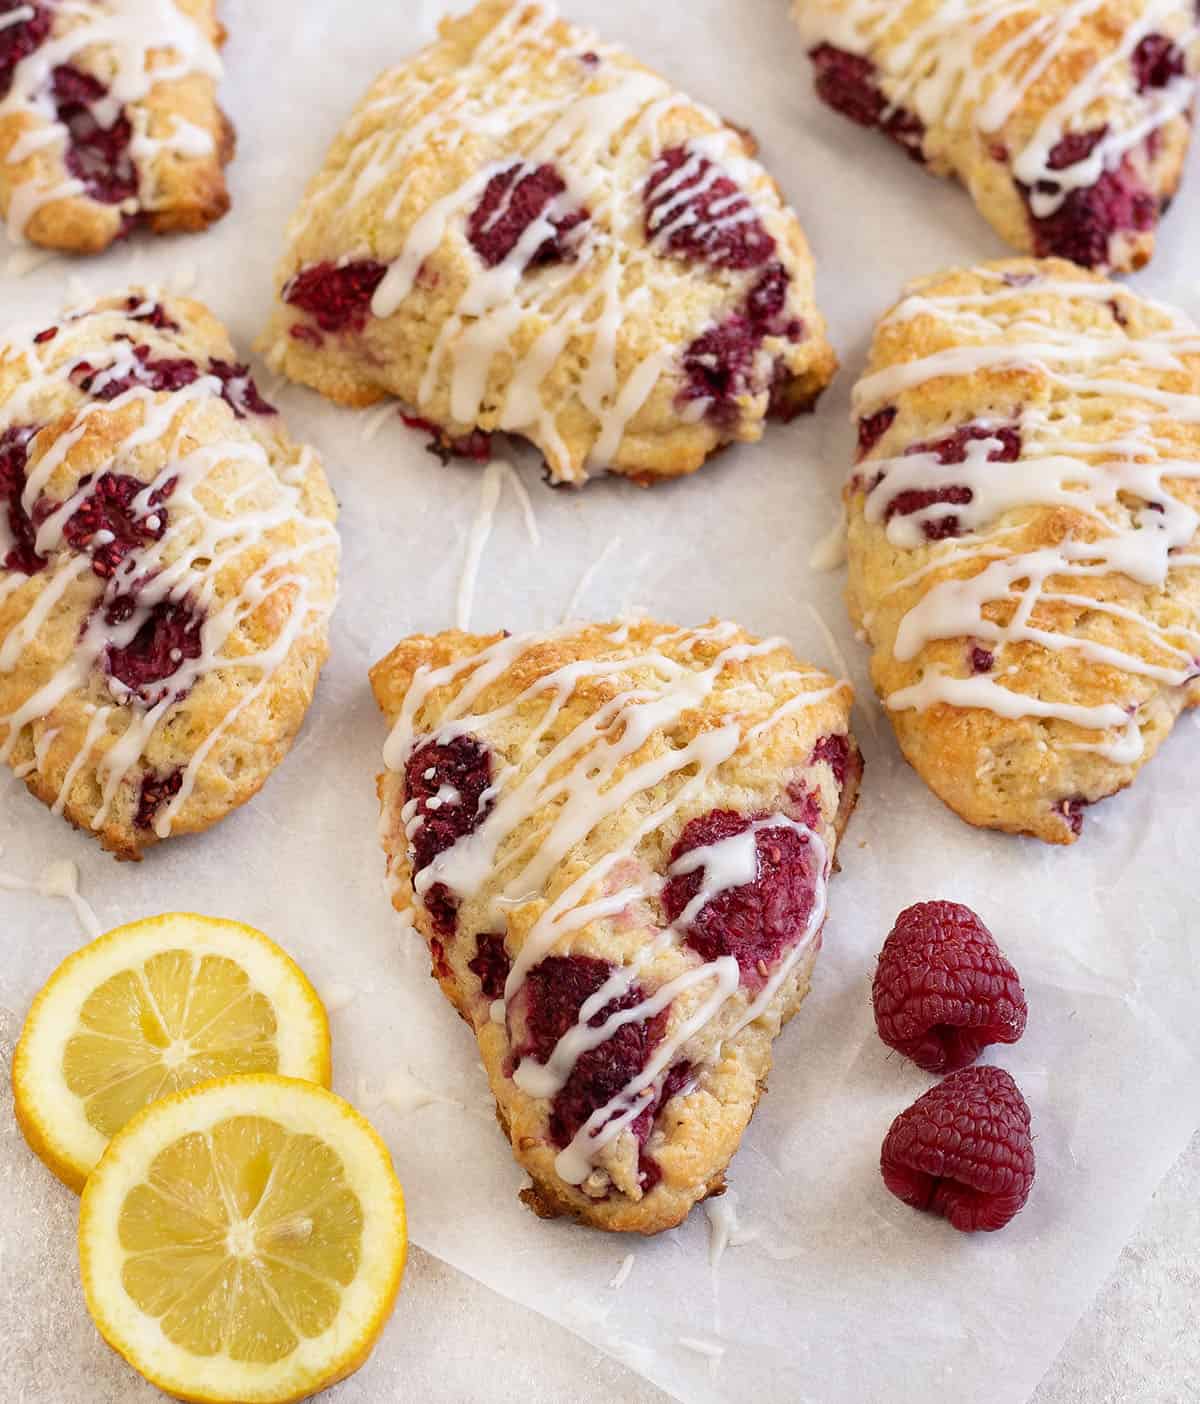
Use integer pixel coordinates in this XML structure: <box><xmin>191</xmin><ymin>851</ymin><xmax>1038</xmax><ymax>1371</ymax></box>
<box><xmin>0</xmin><ymin>0</ymin><xmax>223</xmax><ymax>241</ymax></box>
<box><xmin>0</xmin><ymin>850</ymin><xmax>100</xmax><ymax>937</ymax></box>
<box><xmin>852</xmin><ymin>268</ymin><xmax>1200</xmax><ymax>764</ymax></box>
<box><xmin>380</xmin><ymin>622</ymin><xmax>845</xmax><ymax>1189</ymax></box>
<box><xmin>0</xmin><ymin>294</ymin><xmax>338</xmax><ymax>842</ymax></box>
<box><xmin>281</xmin><ymin>0</ymin><xmax>811</xmax><ymax>478</ymax></box>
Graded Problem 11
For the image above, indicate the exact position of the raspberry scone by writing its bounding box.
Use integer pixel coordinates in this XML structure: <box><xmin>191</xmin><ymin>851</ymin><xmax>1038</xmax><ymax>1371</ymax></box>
<box><xmin>370</xmin><ymin>620</ymin><xmax>860</xmax><ymax>1232</ymax></box>
<box><xmin>260</xmin><ymin>0</ymin><xmax>837</xmax><ymax>487</ymax></box>
<box><xmin>793</xmin><ymin>0</ymin><xmax>1200</xmax><ymax>272</ymax></box>
<box><xmin>0</xmin><ymin>0</ymin><xmax>232</xmax><ymax>255</ymax></box>
<box><xmin>846</xmin><ymin>258</ymin><xmax>1200</xmax><ymax>844</ymax></box>
<box><xmin>0</xmin><ymin>290</ymin><xmax>339</xmax><ymax>858</ymax></box>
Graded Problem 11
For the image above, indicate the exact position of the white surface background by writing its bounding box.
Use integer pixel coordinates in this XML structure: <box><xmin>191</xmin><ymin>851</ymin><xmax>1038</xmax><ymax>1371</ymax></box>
<box><xmin>2</xmin><ymin>1</ymin><xmax>1199</xmax><ymax>1401</ymax></box>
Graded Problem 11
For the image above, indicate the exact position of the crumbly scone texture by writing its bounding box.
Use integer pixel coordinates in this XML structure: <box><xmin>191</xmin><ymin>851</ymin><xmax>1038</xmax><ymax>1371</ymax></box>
<box><xmin>371</xmin><ymin>620</ymin><xmax>859</xmax><ymax>1233</ymax></box>
<box><xmin>260</xmin><ymin>0</ymin><xmax>837</xmax><ymax>486</ymax></box>
<box><xmin>793</xmin><ymin>0</ymin><xmax>1200</xmax><ymax>272</ymax></box>
<box><xmin>846</xmin><ymin>257</ymin><xmax>1200</xmax><ymax>844</ymax></box>
<box><xmin>0</xmin><ymin>290</ymin><xmax>339</xmax><ymax>859</ymax></box>
<box><xmin>0</xmin><ymin>0</ymin><xmax>233</xmax><ymax>255</ymax></box>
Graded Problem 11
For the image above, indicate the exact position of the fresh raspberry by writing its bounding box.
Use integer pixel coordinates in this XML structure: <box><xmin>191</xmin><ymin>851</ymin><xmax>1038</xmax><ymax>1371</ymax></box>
<box><xmin>809</xmin><ymin>45</ymin><xmax>925</xmax><ymax>161</ymax></box>
<box><xmin>467</xmin><ymin>932</ymin><xmax>511</xmax><ymax>1000</ymax></box>
<box><xmin>644</xmin><ymin>145</ymin><xmax>776</xmax><ymax>270</ymax></box>
<box><xmin>104</xmin><ymin>596</ymin><xmax>204</xmax><ymax>705</ymax></box>
<box><xmin>52</xmin><ymin>66</ymin><xmax>137</xmax><ymax>205</ymax></box>
<box><xmin>810</xmin><ymin>733</ymin><xmax>850</xmax><ymax>789</ymax></box>
<box><xmin>883</xmin><ymin>423</ymin><xmax>1021</xmax><ymax>540</ymax></box>
<box><xmin>0</xmin><ymin>424</ymin><xmax>45</xmax><ymax>575</ymax></box>
<box><xmin>60</xmin><ymin>472</ymin><xmax>169</xmax><ymax>579</ymax></box>
<box><xmin>511</xmin><ymin>954</ymin><xmax>667</xmax><ymax>1149</ymax></box>
<box><xmin>873</xmin><ymin>901</ymin><xmax>1027</xmax><ymax>1073</ymax></box>
<box><xmin>663</xmin><ymin>810</ymin><xmax>820</xmax><ymax>988</ymax></box>
<box><xmin>856</xmin><ymin>406</ymin><xmax>896</xmax><ymax>460</ymax></box>
<box><xmin>283</xmin><ymin>260</ymin><xmax>389</xmax><ymax>334</ymax></box>
<box><xmin>0</xmin><ymin>1</ymin><xmax>50</xmax><ymax>98</ymax></box>
<box><xmin>880</xmin><ymin>1065</ymin><xmax>1035</xmax><ymax>1232</ymax></box>
<box><xmin>404</xmin><ymin>734</ymin><xmax>493</xmax><ymax>937</ymax></box>
<box><xmin>1132</xmin><ymin>34</ymin><xmax>1186</xmax><ymax>92</ymax></box>
<box><xmin>135</xmin><ymin>768</ymin><xmax>183</xmax><ymax>830</ymax></box>
<box><xmin>467</xmin><ymin>163</ymin><xmax>587</xmax><ymax>269</ymax></box>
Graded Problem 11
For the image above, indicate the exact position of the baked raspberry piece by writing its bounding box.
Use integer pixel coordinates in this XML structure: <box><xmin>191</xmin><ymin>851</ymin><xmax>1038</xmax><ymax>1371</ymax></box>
<box><xmin>810</xmin><ymin>733</ymin><xmax>850</xmax><ymax>788</ymax></box>
<box><xmin>0</xmin><ymin>424</ymin><xmax>45</xmax><ymax>575</ymax></box>
<box><xmin>52</xmin><ymin>66</ymin><xmax>137</xmax><ymax>206</ymax></box>
<box><xmin>404</xmin><ymin>734</ymin><xmax>494</xmax><ymax>936</ymax></box>
<box><xmin>207</xmin><ymin>360</ymin><xmax>277</xmax><ymax>418</ymax></box>
<box><xmin>135</xmin><ymin>768</ymin><xmax>183</xmax><ymax>831</ymax></box>
<box><xmin>808</xmin><ymin>45</ymin><xmax>925</xmax><ymax>161</ymax></box>
<box><xmin>124</xmin><ymin>298</ymin><xmax>180</xmax><ymax>332</ymax></box>
<box><xmin>71</xmin><ymin>345</ymin><xmax>201</xmax><ymax>400</ymax></box>
<box><xmin>664</xmin><ymin>810</ymin><xmax>820</xmax><ymax>988</ymax></box>
<box><xmin>104</xmin><ymin>597</ymin><xmax>204</xmax><ymax>705</ymax></box>
<box><xmin>1023</xmin><ymin>135</ymin><xmax>1158</xmax><ymax>269</ymax></box>
<box><xmin>883</xmin><ymin>423</ymin><xmax>1021</xmax><ymax>540</ymax></box>
<box><xmin>644</xmin><ymin>145</ymin><xmax>776</xmax><ymax>270</ymax></box>
<box><xmin>880</xmin><ymin>1065</ymin><xmax>1035</xmax><ymax>1232</ymax></box>
<box><xmin>856</xmin><ymin>406</ymin><xmax>896</xmax><ymax>460</ymax></box>
<box><xmin>283</xmin><ymin>260</ymin><xmax>389</xmax><ymax>334</ymax></box>
<box><xmin>468</xmin><ymin>162</ymin><xmax>587</xmax><ymax>268</ymax></box>
<box><xmin>512</xmin><ymin>954</ymin><xmax>667</xmax><ymax>1149</ymax></box>
<box><xmin>969</xmin><ymin>645</ymin><xmax>995</xmax><ymax>674</ymax></box>
<box><xmin>873</xmin><ymin>901</ymin><xmax>1027</xmax><ymax>1074</ymax></box>
<box><xmin>60</xmin><ymin>472</ymin><xmax>169</xmax><ymax>580</ymax></box>
<box><xmin>467</xmin><ymin>932</ymin><xmax>511</xmax><ymax>1000</ymax></box>
<box><xmin>0</xmin><ymin>1</ymin><xmax>50</xmax><ymax>99</ymax></box>
<box><xmin>1132</xmin><ymin>34</ymin><xmax>1186</xmax><ymax>92</ymax></box>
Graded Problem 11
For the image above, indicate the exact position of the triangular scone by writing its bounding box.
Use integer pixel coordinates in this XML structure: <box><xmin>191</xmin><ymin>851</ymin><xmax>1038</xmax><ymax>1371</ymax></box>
<box><xmin>846</xmin><ymin>258</ymin><xmax>1200</xmax><ymax>844</ymax></box>
<box><xmin>0</xmin><ymin>291</ymin><xmax>339</xmax><ymax>857</ymax></box>
<box><xmin>371</xmin><ymin>621</ymin><xmax>859</xmax><ymax>1232</ymax></box>
<box><xmin>793</xmin><ymin>0</ymin><xmax>1199</xmax><ymax>272</ymax></box>
<box><xmin>0</xmin><ymin>1</ymin><xmax>233</xmax><ymax>255</ymax></box>
<box><xmin>261</xmin><ymin>0</ymin><xmax>837</xmax><ymax>486</ymax></box>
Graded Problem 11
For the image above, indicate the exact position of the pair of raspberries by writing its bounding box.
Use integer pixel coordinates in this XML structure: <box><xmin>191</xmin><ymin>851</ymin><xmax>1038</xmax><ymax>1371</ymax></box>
<box><xmin>871</xmin><ymin>901</ymin><xmax>1035</xmax><ymax>1233</ymax></box>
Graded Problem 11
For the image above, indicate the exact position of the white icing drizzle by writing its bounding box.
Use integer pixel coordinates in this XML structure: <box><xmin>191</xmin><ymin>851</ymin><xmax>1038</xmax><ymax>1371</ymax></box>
<box><xmin>796</xmin><ymin>0</ymin><xmax>1200</xmax><ymax>215</ymax></box>
<box><xmin>608</xmin><ymin>1252</ymin><xmax>635</xmax><ymax>1289</ymax></box>
<box><xmin>563</xmin><ymin>533</ymin><xmax>623</xmax><ymax>621</ymax></box>
<box><xmin>0</xmin><ymin>850</ymin><xmax>100</xmax><ymax>937</ymax></box>
<box><xmin>360</xmin><ymin>1066</ymin><xmax>462</xmax><ymax>1117</ymax></box>
<box><xmin>0</xmin><ymin>0</ymin><xmax>223</xmax><ymax>241</ymax></box>
<box><xmin>809</xmin><ymin>504</ymin><xmax>848</xmax><ymax>571</ymax></box>
<box><xmin>0</xmin><ymin>297</ymin><xmax>338</xmax><ymax>841</ymax></box>
<box><xmin>380</xmin><ymin>622</ymin><xmax>841</xmax><ymax>1188</ymax></box>
<box><xmin>284</xmin><ymin>0</ymin><xmax>808</xmax><ymax>480</ymax></box>
<box><xmin>853</xmin><ymin>268</ymin><xmax>1200</xmax><ymax>761</ymax></box>
<box><xmin>455</xmin><ymin>458</ymin><xmax>537</xmax><ymax>630</ymax></box>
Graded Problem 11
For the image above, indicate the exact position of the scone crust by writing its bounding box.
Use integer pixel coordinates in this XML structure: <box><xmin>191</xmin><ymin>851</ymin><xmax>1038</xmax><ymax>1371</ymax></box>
<box><xmin>371</xmin><ymin>620</ymin><xmax>859</xmax><ymax>1233</ymax></box>
<box><xmin>0</xmin><ymin>291</ymin><xmax>339</xmax><ymax>858</ymax></box>
<box><xmin>794</xmin><ymin>0</ymin><xmax>1200</xmax><ymax>272</ymax></box>
<box><xmin>261</xmin><ymin>0</ymin><xmax>836</xmax><ymax>485</ymax></box>
<box><xmin>846</xmin><ymin>257</ymin><xmax>1200</xmax><ymax>843</ymax></box>
<box><xmin>0</xmin><ymin>0</ymin><xmax>233</xmax><ymax>255</ymax></box>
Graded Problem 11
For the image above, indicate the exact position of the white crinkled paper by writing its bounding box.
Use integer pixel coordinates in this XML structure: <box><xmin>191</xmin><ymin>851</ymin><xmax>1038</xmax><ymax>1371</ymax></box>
<box><xmin>2</xmin><ymin>2</ymin><xmax>1199</xmax><ymax>1401</ymax></box>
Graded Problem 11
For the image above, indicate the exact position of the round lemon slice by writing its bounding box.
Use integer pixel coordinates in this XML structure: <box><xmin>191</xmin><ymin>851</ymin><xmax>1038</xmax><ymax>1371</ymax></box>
<box><xmin>79</xmin><ymin>1074</ymin><xmax>407</xmax><ymax>1404</ymax></box>
<box><xmin>13</xmin><ymin>913</ymin><xmax>332</xmax><ymax>1192</ymax></box>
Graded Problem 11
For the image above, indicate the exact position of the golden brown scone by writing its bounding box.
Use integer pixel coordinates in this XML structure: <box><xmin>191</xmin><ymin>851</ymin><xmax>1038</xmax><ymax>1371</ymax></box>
<box><xmin>0</xmin><ymin>0</ymin><xmax>233</xmax><ymax>255</ymax></box>
<box><xmin>0</xmin><ymin>290</ymin><xmax>339</xmax><ymax>858</ymax></box>
<box><xmin>793</xmin><ymin>0</ymin><xmax>1199</xmax><ymax>272</ymax></box>
<box><xmin>370</xmin><ymin>620</ymin><xmax>860</xmax><ymax>1233</ymax></box>
<box><xmin>845</xmin><ymin>257</ymin><xmax>1200</xmax><ymax>844</ymax></box>
<box><xmin>260</xmin><ymin>0</ymin><xmax>837</xmax><ymax>486</ymax></box>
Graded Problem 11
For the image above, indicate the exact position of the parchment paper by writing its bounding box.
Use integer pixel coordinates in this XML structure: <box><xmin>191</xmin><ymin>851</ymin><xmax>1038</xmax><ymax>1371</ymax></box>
<box><xmin>3</xmin><ymin>2</ymin><xmax>1199</xmax><ymax>1402</ymax></box>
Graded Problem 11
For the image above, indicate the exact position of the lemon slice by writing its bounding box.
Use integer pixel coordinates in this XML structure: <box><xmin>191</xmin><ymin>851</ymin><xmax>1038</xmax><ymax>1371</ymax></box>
<box><xmin>13</xmin><ymin>913</ymin><xmax>332</xmax><ymax>1192</ymax></box>
<box><xmin>79</xmin><ymin>1074</ymin><xmax>407</xmax><ymax>1404</ymax></box>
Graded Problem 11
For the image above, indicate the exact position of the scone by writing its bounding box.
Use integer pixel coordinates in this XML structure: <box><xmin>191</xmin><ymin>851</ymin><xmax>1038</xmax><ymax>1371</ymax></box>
<box><xmin>846</xmin><ymin>257</ymin><xmax>1200</xmax><ymax>844</ymax></box>
<box><xmin>793</xmin><ymin>0</ymin><xmax>1200</xmax><ymax>271</ymax></box>
<box><xmin>260</xmin><ymin>0</ymin><xmax>837</xmax><ymax>486</ymax></box>
<box><xmin>370</xmin><ymin>620</ymin><xmax>860</xmax><ymax>1232</ymax></box>
<box><xmin>0</xmin><ymin>289</ymin><xmax>339</xmax><ymax>858</ymax></box>
<box><xmin>0</xmin><ymin>0</ymin><xmax>232</xmax><ymax>254</ymax></box>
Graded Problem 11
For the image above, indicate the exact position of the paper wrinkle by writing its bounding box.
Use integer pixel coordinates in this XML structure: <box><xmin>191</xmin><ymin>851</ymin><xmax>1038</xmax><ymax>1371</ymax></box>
<box><xmin>0</xmin><ymin>3</ymin><xmax>1198</xmax><ymax>1404</ymax></box>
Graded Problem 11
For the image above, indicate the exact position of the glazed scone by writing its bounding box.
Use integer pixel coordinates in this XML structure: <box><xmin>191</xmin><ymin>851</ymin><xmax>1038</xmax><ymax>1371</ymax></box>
<box><xmin>846</xmin><ymin>258</ymin><xmax>1200</xmax><ymax>844</ymax></box>
<box><xmin>371</xmin><ymin>620</ymin><xmax>860</xmax><ymax>1233</ymax></box>
<box><xmin>260</xmin><ymin>0</ymin><xmax>837</xmax><ymax>486</ymax></box>
<box><xmin>0</xmin><ymin>0</ymin><xmax>233</xmax><ymax>255</ymax></box>
<box><xmin>793</xmin><ymin>0</ymin><xmax>1200</xmax><ymax>272</ymax></box>
<box><xmin>0</xmin><ymin>290</ymin><xmax>339</xmax><ymax>858</ymax></box>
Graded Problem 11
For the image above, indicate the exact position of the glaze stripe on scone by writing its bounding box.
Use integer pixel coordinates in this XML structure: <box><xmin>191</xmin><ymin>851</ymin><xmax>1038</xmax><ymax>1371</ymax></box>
<box><xmin>371</xmin><ymin>620</ymin><xmax>860</xmax><ymax>1233</ymax></box>
<box><xmin>846</xmin><ymin>258</ymin><xmax>1200</xmax><ymax>844</ymax></box>
<box><xmin>261</xmin><ymin>0</ymin><xmax>837</xmax><ymax>486</ymax></box>
<box><xmin>792</xmin><ymin>0</ymin><xmax>1200</xmax><ymax>272</ymax></box>
<box><xmin>0</xmin><ymin>0</ymin><xmax>233</xmax><ymax>255</ymax></box>
<box><xmin>0</xmin><ymin>290</ymin><xmax>339</xmax><ymax>858</ymax></box>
